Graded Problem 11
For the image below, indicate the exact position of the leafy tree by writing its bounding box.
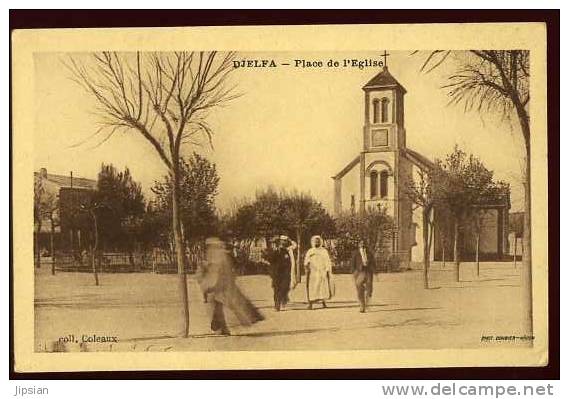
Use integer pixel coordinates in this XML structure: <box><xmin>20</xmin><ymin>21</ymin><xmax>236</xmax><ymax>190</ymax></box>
<box><xmin>95</xmin><ymin>164</ymin><xmax>145</xmax><ymax>251</ymax></box>
<box><xmin>225</xmin><ymin>203</ymin><xmax>258</xmax><ymax>270</ymax></box>
<box><xmin>281</xmin><ymin>192</ymin><xmax>335</xmax><ymax>282</ymax></box>
<box><xmin>334</xmin><ymin>205</ymin><xmax>394</xmax><ymax>268</ymax></box>
<box><xmin>438</xmin><ymin>147</ymin><xmax>471</xmax><ymax>279</ymax></box>
<box><xmin>152</xmin><ymin>153</ymin><xmax>220</xmax><ymax>243</ymax></box>
<box><xmin>436</xmin><ymin>146</ymin><xmax>508</xmax><ymax>282</ymax></box>
<box><xmin>246</xmin><ymin>189</ymin><xmax>334</xmax><ymax>246</ymax></box>
<box><xmin>230</xmin><ymin>203</ymin><xmax>257</xmax><ymax>240</ymax></box>
<box><xmin>221</xmin><ymin>189</ymin><xmax>335</xmax><ymax>276</ymax></box>
<box><xmin>134</xmin><ymin>202</ymin><xmax>174</xmax><ymax>270</ymax></box>
<box><xmin>134</xmin><ymin>202</ymin><xmax>167</xmax><ymax>250</ymax></box>
<box><xmin>253</xmin><ymin>188</ymin><xmax>286</xmax><ymax>241</ymax></box>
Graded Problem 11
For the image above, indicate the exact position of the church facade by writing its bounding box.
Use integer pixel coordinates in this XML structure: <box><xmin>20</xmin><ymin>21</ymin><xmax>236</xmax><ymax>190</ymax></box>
<box><xmin>332</xmin><ymin>66</ymin><xmax>511</xmax><ymax>263</ymax></box>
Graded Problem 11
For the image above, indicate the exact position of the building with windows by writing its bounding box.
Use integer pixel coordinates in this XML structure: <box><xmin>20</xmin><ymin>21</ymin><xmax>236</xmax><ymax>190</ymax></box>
<box><xmin>332</xmin><ymin>66</ymin><xmax>510</xmax><ymax>263</ymax></box>
<box><xmin>34</xmin><ymin>168</ymin><xmax>97</xmax><ymax>252</ymax></box>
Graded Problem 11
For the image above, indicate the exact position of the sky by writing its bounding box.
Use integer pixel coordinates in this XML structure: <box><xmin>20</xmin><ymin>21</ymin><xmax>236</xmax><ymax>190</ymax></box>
<box><xmin>33</xmin><ymin>51</ymin><xmax>527</xmax><ymax>212</ymax></box>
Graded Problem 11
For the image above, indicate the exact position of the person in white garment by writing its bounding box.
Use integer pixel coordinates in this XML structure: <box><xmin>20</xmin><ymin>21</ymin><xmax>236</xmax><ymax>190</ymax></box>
<box><xmin>303</xmin><ymin>235</ymin><xmax>333</xmax><ymax>310</ymax></box>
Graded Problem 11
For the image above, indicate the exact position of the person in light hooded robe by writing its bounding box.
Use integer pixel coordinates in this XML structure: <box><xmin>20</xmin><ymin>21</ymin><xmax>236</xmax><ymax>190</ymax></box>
<box><xmin>197</xmin><ymin>237</ymin><xmax>264</xmax><ymax>335</ymax></box>
<box><xmin>303</xmin><ymin>235</ymin><xmax>333</xmax><ymax>310</ymax></box>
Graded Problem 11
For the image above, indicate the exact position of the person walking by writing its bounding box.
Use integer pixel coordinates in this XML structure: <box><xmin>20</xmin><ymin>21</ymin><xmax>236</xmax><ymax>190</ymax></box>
<box><xmin>304</xmin><ymin>235</ymin><xmax>333</xmax><ymax>310</ymax></box>
<box><xmin>197</xmin><ymin>237</ymin><xmax>264</xmax><ymax>335</ymax></box>
<box><xmin>350</xmin><ymin>240</ymin><xmax>376</xmax><ymax>313</ymax></box>
<box><xmin>263</xmin><ymin>235</ymin><xmax>295</xmax><ymax>311</ymax></box>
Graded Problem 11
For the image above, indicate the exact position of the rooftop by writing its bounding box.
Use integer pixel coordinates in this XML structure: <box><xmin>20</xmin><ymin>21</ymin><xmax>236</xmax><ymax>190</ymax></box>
<box><xmin>362</xmin><ymin>66</ymin><xmax>407</xmax><ymax>94</ymax></box>
<box><xmin>35</xmin><ymin>168</ymin><xmax>97</xmax><ymax>190</ymax></box>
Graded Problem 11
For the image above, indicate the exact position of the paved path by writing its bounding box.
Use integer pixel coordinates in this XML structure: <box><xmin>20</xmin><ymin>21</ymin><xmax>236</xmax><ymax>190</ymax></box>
<box><xmin>34</xmin><ymin>262</ymin><xmax>530</xmax><ymax>352</ymax></box>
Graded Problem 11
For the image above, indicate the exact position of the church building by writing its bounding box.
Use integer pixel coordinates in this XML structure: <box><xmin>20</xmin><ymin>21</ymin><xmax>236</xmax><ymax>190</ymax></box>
<box><xmin>332</xmin><ymin>65</ymin><xmax>511</xmax><ymax>263</ymax></box>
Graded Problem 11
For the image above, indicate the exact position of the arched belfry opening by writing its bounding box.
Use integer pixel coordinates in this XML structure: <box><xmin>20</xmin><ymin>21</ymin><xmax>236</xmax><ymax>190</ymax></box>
<box><xmin>380</xmin><ymin>97</ymin><xmax>389</xmax><ymax>123</ymax></box>
<box><xmin>372</xmin><ymin>99</ymin><xmax>380</xmax><ymax>124</ymax></box>
<box><xmin>380</xmin><ymin>170</ymin><xmax>388</xmax><ymax>198</ymax></box>
<box><xmin>370</xmin><ymin>170</ymin><xmax>378</xmax><ymax>198</ymax></box>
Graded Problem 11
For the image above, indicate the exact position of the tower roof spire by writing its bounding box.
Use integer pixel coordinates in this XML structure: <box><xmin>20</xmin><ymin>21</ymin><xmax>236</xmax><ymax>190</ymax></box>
<box><xmin>362</xmin><ymin>60</ymin><xmax>407</xmax><ymax>93</ymax></box>
<box><xmin>381</xmin><ymin>50</ymin><xmax>390</xmax><ymax>67</ymax></box>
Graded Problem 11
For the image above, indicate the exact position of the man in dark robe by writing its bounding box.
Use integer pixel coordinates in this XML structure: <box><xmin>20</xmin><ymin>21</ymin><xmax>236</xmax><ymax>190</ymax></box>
<box><xmin>198</xmin><ymin>237</ymin><xmax>264</xmax><ymax>335</ymax></box>
<box><xmin>350</xmin><ymin>240</ymin><xmax>376</xmax><ymax>313</ymax></box>
<box><xmin>263</xmin><ymin>236</ymin><xmax>293</xmax><ymax>311</ymax></box>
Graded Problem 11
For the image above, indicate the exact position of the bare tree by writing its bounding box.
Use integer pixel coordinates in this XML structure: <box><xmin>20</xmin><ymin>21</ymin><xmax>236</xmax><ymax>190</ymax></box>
<box><xmin>33</xmin><ymin>178</ymin><xmax>45</xmax><ymax>269</ymax></box>
<box><xmin>471</xmin><ymin>208</ymin><xmax>489</xmax><ymax>277</ymax></box>
<box><xmin>509</xmin><ymin>212</ymin><xmax>524</xmax><ymax>269</ymax></box>
<box><xmin>79</xmin><ymin>201</ymin><xmax>104</xmax><ymax>286</ymax></box>
<box><xmin>65</xmin><ymin>51</ymin><xmax>238</xmax><ymax>337</ymax></box>
<box><xmin>34</xmin><ymin>178</ymin><xmax>58</xmax><ymax>269</ymax></box>
<box><xmin>47</xmin><ymin>201</ymin><xmax>59</xmax><ymax>275</ymax></box>
<box><xmin>415</xmin><ymin>50</ymin><xmax>532</xmax><ymax>334</ymax></box>
<box><xmin>405</xmin><ymin>168</ymin><xmax>438</xmax><ymax>289</ymax></box>
<box><xmin>437</xmin><ymin>220</ymin><xmax>451</xmax><ymax>269</ymax></box>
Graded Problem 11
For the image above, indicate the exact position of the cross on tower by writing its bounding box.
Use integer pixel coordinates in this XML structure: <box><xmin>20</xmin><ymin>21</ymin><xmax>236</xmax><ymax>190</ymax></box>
<box><xmin>381</xmin><ymin>50</ymin><xmax>390</xmax><ymax>67</ymax></box>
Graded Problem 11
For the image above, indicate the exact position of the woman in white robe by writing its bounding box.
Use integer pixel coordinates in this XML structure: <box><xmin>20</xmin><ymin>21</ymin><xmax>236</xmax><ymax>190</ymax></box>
<box><xmin>304</xmin><ymin>235</ymin><xmax>333</xmax><ymax>309</ymax></box>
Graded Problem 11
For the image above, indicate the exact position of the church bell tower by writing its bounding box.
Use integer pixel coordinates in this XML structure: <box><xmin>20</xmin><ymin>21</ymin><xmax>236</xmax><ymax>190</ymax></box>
<box><xmin>362</xmin><ymin>65</ymin><xmax>407</xmax><ymax>153</ymax></box>
<box><xmin>359</xmin><ymin>63</ymin><xmax>413</xmax><ymax>261</ymax></box>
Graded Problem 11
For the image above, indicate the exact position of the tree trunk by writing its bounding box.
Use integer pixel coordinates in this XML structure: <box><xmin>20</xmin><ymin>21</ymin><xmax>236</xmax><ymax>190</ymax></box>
<box><xmin>422</xmin><ymin>209</ymin><xmax>430</xmax><ymax>289</ymax></box>
<box><xmin>172</xmin><ymin>169</ymin><xmax>190</xmax><ymax>338</ymax></box>
<box><xmin>90</xmin><ymin>211</ymin><xmax>99</xmax><ymax>286</ymax></box>
<box><xmin>296</xmin><ymin>230</ymin><xmax>302</xmax><ymax>284</ymax></box>
<box><xmin>513</xmin><ymin>236</ymin><xmax>517</xmax><ymax>269</ymax></box>
<box><xmin>442</xmin><ymin>238</ymin><xmax>446</xmax><ymax>269</ymax></box>
<box><xmin>521</xmin><ymin>136</ymin><xmax>533</xmax><ymax>336</ymax></box>
<box><xmin>91</xmin><ymin>248</ymin><xmax>99</xmax><ymax>286</ymax></box>
<box><xmin>453</xmin><ymin>219</ymin><xmax>460</xmax><ymax>282</ymax></box>
<box><xmin>50</xmin><ymin>215</ymin><xmax>55</xmax><ymax>275</ymax></box>
<box><xmin>512</xmin><ymin>96</ymin><xmax>532</xmax><ymax>337</ymax></box>
<box><xmin>35</xmin><ymin>220</ymin><xmax>42</xmax><ymax>268</ymax></box>
<box><xmin>128</xmin><ymin>251</ymin><xmax>135</xmax><ymax>271</ymax></box>
<box><xmin>476</xmin><ymin>232</ymin><xmax>481</xmax><ymax>277</ymax></box>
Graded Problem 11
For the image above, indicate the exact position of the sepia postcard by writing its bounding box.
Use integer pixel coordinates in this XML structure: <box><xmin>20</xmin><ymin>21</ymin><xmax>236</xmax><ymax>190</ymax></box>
<box><xmin>12</xmin><ymin>22</ymin><xmax>550</xmax><ymax>372</ymax></box>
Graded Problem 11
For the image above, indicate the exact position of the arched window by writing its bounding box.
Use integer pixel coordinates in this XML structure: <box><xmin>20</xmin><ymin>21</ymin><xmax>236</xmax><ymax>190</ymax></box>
<box><xmin>370</xmin><ymin>171</ymin><xmax>378</xmax><ymax>198</ymax></box>
<box><xmin>380</xmin><ymin>98</ymin><xmax>390</xmax><ymax>123</ymax></box>
<box><xmin>372</xmin><ymin>99</ymin><xmax>380</xmax><ymax>124</ymax></box>
<box><xmin>380</xmin><ymin>170</ymin><xmax>389</xmax><ymax>198</ymax></box>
